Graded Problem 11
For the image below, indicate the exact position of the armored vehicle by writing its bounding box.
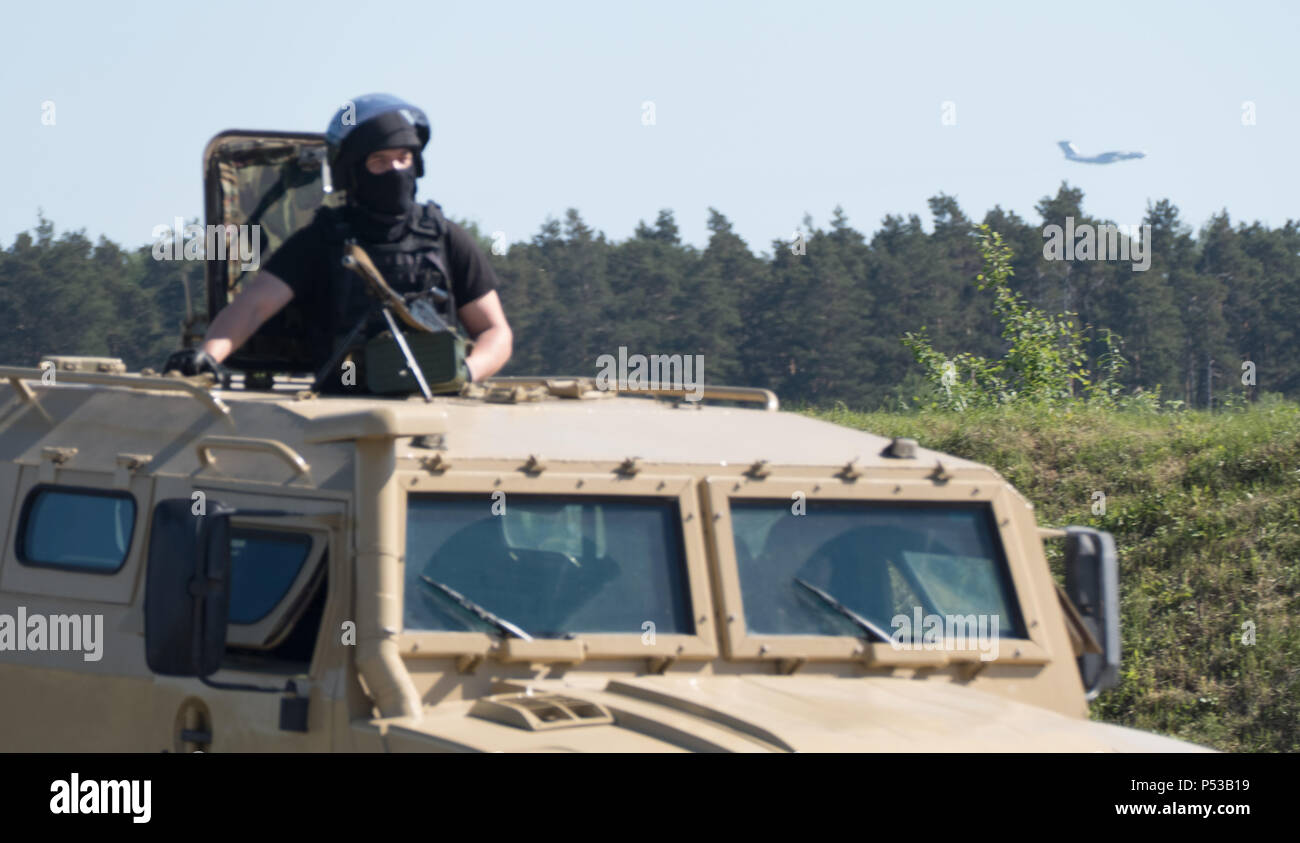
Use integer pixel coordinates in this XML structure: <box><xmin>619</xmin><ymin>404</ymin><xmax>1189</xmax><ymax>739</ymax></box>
<box><xmin>0</xmin><ymin>130</ymin><xmax>1205</xmax><ymax>752</ymax></box>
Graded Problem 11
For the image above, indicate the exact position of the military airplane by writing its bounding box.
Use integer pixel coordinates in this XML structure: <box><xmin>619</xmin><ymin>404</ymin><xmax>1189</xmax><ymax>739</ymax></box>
<box><xmin>1058</xmin><ymin>141</ymin><xmax>1146</xmax><ymax>164</ymax></box>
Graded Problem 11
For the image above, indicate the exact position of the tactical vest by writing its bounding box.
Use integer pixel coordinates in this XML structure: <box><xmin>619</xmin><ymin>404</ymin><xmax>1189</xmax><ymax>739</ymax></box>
<box><xmin>319</xmin><ymin>201</ymin><xmax>458</xmax><ymax>355</ymax></box>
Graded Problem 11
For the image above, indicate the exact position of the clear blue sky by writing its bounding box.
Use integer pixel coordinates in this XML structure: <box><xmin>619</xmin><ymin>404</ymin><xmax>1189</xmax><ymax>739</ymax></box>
<box><xmin>3</xmin><ymin>0</ymin><xmax>1296</xmax><ymax>254</ymax></box>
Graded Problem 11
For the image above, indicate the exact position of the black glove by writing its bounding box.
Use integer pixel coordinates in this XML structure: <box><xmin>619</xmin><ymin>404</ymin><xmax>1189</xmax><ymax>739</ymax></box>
<box><xmin>163</xmin><ymin>348</ymin><xmax>224</xmax><ymax>378</ymax></box>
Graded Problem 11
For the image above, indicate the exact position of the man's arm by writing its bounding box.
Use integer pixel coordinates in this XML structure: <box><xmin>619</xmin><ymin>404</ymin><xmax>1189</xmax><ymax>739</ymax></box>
<box><xmin>457</xmin><ymin>290</ymin><xmax>512</xmax><ymax>381</ymax></box>
<box><xmin>200</xmin><ymin>271</ymin><xmax>295</xmax><ymax>364</ymax></box>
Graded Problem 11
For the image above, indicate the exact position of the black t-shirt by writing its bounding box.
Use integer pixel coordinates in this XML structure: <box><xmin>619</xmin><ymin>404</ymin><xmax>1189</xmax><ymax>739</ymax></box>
<box><xmin>263</xmin><ymin>206</ymin><xmax>499</xmax><ymax>326</ymax></box>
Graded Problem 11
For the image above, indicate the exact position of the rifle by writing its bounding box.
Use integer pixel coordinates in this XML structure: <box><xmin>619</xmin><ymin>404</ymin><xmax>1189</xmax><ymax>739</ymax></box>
<box><xmin>311</xmin><ymin>242</ymin><xmax>466</xmax><ymax>401</ymax></box>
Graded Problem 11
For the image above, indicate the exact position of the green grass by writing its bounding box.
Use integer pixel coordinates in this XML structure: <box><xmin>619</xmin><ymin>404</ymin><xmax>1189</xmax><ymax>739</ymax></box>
<box><xmin>801</xmin><ymin>400</ymin><xmax>1300</xmax><ymax>752</ymax></box>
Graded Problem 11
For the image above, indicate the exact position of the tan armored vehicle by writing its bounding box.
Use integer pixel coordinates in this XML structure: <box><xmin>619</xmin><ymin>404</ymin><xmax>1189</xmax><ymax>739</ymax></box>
<box><xmin>0</xmin><ymin>130</ymin><xmax>1205</xmax><ymax>752</ymax></box>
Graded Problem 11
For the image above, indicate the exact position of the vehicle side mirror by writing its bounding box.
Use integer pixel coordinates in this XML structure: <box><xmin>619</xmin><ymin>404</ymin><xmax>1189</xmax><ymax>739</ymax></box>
<box><xmin>1064</xmin><ymin>526</ymin><xmax>1120</xmax><ymax>700</ymax></box>
<box><xmin>143</xmin><ymin>498</ymin><xmax>235</xmax><ymax>677</ymax></box>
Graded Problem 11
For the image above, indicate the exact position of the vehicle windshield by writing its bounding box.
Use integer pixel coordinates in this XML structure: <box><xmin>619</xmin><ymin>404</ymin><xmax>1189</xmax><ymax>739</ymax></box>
<box><xmin>404</xmin><ymin>494</ymin><xmax>694</xmax><ymax>639</ymax></box>
<box><xmin>730</xmin><ymin>500</ymin><xmax>1025</xmax><ymax>640</ymax></box>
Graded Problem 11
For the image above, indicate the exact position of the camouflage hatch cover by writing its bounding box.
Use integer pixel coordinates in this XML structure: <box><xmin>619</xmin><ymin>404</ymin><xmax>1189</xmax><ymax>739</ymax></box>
<box><xmin>203</xmin><ymin>131</ymin><xmax>344</xmax><ymax>374</ymax></box>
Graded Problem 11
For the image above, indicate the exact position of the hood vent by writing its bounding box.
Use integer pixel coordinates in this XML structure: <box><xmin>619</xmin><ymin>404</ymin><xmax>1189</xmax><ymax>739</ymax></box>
<box><xmin>469</xmin><ymin>693</ymin><xmax>614</xmax><ymax>731</ymax></box>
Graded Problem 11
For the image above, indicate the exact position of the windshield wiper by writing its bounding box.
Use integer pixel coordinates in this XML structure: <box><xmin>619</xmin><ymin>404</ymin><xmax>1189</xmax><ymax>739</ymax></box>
<box><xmin>418</xmin><ymin>575</ymin><xmax>534</xmax><ymax>640</ymax></box>
<box><xmin>794</xmin><ymin>578</ymin><xmax>892</xmax><ymax>644</ymax></box>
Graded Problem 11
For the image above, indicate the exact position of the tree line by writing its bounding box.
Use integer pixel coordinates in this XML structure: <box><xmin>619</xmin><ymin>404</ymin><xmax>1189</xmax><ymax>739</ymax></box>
<box><xmin>2</xmin><ymin>183</ymin><xmax>1296</xmax><ymax>410</ymax></box>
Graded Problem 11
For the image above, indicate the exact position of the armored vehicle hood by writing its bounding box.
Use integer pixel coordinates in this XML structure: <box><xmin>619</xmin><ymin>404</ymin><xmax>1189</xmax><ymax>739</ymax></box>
<box><xmin>371</xmin><ymin>675</ymin><xmax>1207</xmax><ymax>753</ymax></box>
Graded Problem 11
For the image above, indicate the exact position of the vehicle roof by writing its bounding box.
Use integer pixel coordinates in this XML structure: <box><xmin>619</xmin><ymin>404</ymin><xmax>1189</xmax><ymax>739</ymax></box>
<box><xmin>269</xmin><ymin>390</ymin><xmax>983</xmax><ymax>469</ymax></box>
<box><xmin>0</xmin><ymin>367</ymin><xmax>990</xmax><ymax>481</ymax></box>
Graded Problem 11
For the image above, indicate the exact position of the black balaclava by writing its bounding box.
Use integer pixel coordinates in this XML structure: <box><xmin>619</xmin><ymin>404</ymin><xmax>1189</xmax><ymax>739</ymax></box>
<box><xmin>341</xmin><ymin>111</ymin><xmax>424</xmax><ymax>241</ymax></box>
<box><xmin>352</xmin><ymin>163</ymin><xmax>418</xmax><ymax>216</ymax></box>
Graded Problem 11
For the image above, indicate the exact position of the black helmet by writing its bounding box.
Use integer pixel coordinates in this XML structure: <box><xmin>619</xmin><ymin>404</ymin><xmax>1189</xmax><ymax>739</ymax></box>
<box><xmin>325</xmin><ymin>94</ymin><xmax>431</xmax><ymax>192</ymax></box>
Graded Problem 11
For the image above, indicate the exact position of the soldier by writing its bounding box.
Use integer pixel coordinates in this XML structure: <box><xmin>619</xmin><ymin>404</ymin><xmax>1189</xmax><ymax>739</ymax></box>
<box><xmin>163</xmin><ymin>94</ymin><xmax>512</xmax><ymax>391</ymax></box>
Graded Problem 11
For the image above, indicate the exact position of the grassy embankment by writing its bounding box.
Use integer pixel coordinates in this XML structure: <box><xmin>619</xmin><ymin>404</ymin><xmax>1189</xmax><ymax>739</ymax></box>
<box><xmin>801</xmin><ymin>401</ymin><xmax>1300</xmax><ymax>752</ymax></box>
